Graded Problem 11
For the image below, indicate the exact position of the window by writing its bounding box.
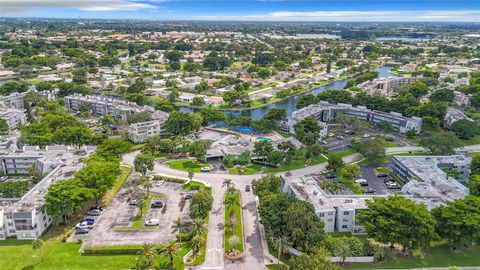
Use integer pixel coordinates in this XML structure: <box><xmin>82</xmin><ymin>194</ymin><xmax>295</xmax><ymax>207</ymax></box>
<box><xmin>343</xmin><ymin>211</ymin><xmax>350</xmax><ymax>215</ymax></box>
<box><xmin>7</xmin><ymin>223</ymin><xmax>13</xmax><ymax>226</ymax></box>
<box><xmin>9</xmin><ymin>230</ymin><xmax>15</xmax><ymax>233</ymax></box>
<box><xmin>342</xmin><ymin>225</ymin><xmax>348</xmax><ymax>229</ymax></box>
<box><xmin>319</xmin><ymin>213</ymin><xmax>325</xmax><ymax>217</ymax></box>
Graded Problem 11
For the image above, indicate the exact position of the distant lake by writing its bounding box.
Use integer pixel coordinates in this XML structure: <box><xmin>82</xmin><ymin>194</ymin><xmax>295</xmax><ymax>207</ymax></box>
<box><xmin>376</xmin><ymin>37</ymin><xmax>431</xmax><ymax>42</ymax></box>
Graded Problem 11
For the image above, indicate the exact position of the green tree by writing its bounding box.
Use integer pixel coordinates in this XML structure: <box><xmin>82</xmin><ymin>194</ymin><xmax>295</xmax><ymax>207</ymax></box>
<box><xmin>358</xmin><ymin>195</ymin><xmax>436</xmax><ymax>253</ymax></box>
<box><xmin>419</xmin><ymin>132</ymin><xmax>461</xmax><ymax>155</ymax></box>
<box><xmin>191</xmin><ymin>218</ymin><xmax>206</xmax><ymax>236</ymax></box>
<box><xmin>74</xmin><ymin>160</ymin><xmax>118</xmax><ymax>201</ymax></box>
<box><xmin>191</xmin><ymin>96</ymin><xmax>206</xmax><ymax>106</ymax></box>
<box><xmin>277</xmin><ymin>141</ymin><xmax>296</xmax><ymax>161</ymax></box>
<box><xmin>470</xmin><ymin>175</ymin><xmax>480</xmax><ymax>196</ymax></box>
<box><xmin>137</xmin><ymin>198</ymin><xmax>147</xmax><ymax>217</ymax></box>
<box><xmin>294</xmin><ymin>116</ymin><xmax>321</xmax><ymax>146</ymax></box>
<box><xmin>134</xmin><ymin>152</ymin><xmax>155</xmax><ymax>176</ymax></box>
<box><xmin>189</xmin><ymin>189</ymin><xmax>213</xmax><ymax>220</ymax></box>
<box><xmin>289</xmin><ymin>248</ymin><xmax>341</xmax><ymax>270</ymax></box>
<box><xmin>138</xmin><ymin>242</ymin><xmax>157</xmax><ymax>268</ymax></box>
<box><xmin>45</xmin><ymin>179</ymin><xmax>94</xmax><ymax>224</ymax></box>
<box><xmin>271</xmin><ymin>235</ymin><xmax>292</xmax><ymax>264</ymax></box>
<box><xmin>449</xmin><ymin>120</ymin><xmax>479</xmax><ymax>139</ymax></box>
<box><xmin>164</xmin><ymin>111</ymin><xmax>203</xmax><ymax>135</ymax></box>
<box><xmin>253</xmin><ymin>140</ymin><xmax>274</xmax><ymax>164</ymax></box>
<box><xmin>0</xmin><ymin>119</ymin><xmax>9</xmax><ymax>135</ymax></box>
<box><xmin>356</xmin><ymin>138</ymin><xmax>386</xmax><ymax>161</ymax></box>
<box><xmin>408</xmin><ymin>81</ymin><xmax>428</xmax><ymax>98</ymax></box>
<box><xmin>432</xmin><ymin>196</ymin><xmax>480</xmax><ymax>248</ymax></box>
<box><xmin>191</xmin><ymin>234</ymin><xmax>205</xmax><ymax>255</ymax></box>
<box><xmin>430</xmin><ymin>88</ymin><xmax>455</xmax><ymax>103</ymax></box>
<box><xmin>188</xmin><ymin>169</ymin><xmax>194</xmax><ymax>182</ymax></box>
<box><xmin>96</xmin><ymin>138</ymin><xmax>133</xmax><ymax>160</ymax></box>
<box><xmin>159</xmin><ymin>240</ymin><xmax>181</xmax><ymax>269</ymax></box>
<box><xmin>267</xmin><ymin>150</ymin><xmax>284</xmax><ymax>164</ymax></box>
<box><xmin>199</xmin><ymin>107</ymin><xmax>227</xmax><ymax>124</ymax></box>
<box><xmin>326</xmin><ymin>153</ymin><xmax>344</xmax><ymax>173</ymax></box>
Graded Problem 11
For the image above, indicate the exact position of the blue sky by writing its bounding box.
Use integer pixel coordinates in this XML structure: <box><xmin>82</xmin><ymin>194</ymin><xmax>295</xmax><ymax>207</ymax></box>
<box><xmin>1</xmin><ymin>0</ymin><xmax>480</xmax><ymax>21</ymax></box>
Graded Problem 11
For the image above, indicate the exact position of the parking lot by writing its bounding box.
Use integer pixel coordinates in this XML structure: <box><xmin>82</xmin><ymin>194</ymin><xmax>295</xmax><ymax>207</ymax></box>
<box><xmin>79</xmin><ymin>180</ymin><xmax>191</xmax><ymax>247</ymax></box>
<box><xmin>359</xmin><ymin>163</ymin><xmax>401</xmax><ymax>195</ymax></box>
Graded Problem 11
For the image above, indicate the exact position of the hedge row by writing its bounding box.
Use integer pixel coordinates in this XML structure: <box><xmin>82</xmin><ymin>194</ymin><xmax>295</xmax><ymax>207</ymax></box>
<box><xmin>84</xmin><ymin>244</ymin><xmax>162</xmax><ymax>255</ymax></box>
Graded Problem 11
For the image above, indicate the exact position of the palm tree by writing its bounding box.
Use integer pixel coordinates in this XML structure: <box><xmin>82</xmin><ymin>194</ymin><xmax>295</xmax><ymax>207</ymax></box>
<box><xmin>171</xmin><ymin>217</ymin><xmax>185</xmax><ymax>234</ymax></box>
<box><xmin>228</xmin><ymin>236</ymin><xmax>241</xmax><ymax>252</ymax></box>
<box><xmin>191</xmin><ymin>218</ymin><xmax>206</xmax><ymax>236</ymax></box>
<box><xmin>159</xmin><ymin>240</ymin><xmax>180</xmax><ymax>269</ymax></box>
<box><xmin>137</xmin><ymin>198</ymin><xmax>147</xmax><ymax>217</ymax></box>
<box><xmin>190</xmin><ymin>234</ymin><xmax>205</xmax><ymax>255</ymax></box>
<box><xmin>187</xmin><ymin>169</ymin><xmax>194</xmax><ymax>182</ymax></box>
<box><xmin>225</xmin><ymin>194</ymin><xmax>238</xmax><ymax>209</ymax></box>
<box><xmin>271</xmin><ymin>235</ymin><xmax>292</xmax><ymax>264</ymax></box>
<box><xmin>141</xmin><ymin>176</ymin><xmax>153</xmax><ymax>197</ymax></box>
<box><xmin>138</xmin><ymin>242</ymin><xmax>157</xmax><ymax>268</ymax></box>
<box><xmin>32</xmin><ymin>239</ymin><xmax>44</xmax><ymax>262</ymax></box>
<box><xmin>222</xmin><ymin>179</ymin><xmax>233</xmax><ymax>189</ymax></box>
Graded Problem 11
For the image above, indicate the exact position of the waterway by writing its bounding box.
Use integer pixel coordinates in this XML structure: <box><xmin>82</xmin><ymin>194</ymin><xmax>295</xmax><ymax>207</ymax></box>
<box><xmin>375</xmin><ymin>37</ymin><xmax>432</xmax><ymax>42</ymax></box>
<box><xmin>180</xmin><ymin>66</ymin><xmax>396</xmax><ymax>120</ymax></box>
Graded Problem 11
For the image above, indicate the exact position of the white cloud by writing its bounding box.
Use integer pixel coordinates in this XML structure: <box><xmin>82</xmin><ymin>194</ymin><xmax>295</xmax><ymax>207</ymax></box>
<box><xmin>1</xmin><ymin>0</ymin><xmax>157</xmax><ymax>14</ymax></box>
<box><xmin>195</xmin><ymin>10</ymin><xmax>480</xmax><ymax>22</ymax></box>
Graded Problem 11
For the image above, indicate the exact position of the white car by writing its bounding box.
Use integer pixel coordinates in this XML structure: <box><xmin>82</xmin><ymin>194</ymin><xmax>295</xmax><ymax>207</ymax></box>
<box><xmin>363</xmin><ymin>134</ymin><xmax>370</xmax><ymax>138</ymax></box>
<box><xmin>200</xmin><ymin>167</ymin><xmax>211</xmax><ymax>172</ymax></box>
<box><xmin>355</xmin><ymin>179</ymin><xmax>368</xmax><ymax>186</ymax></box>
<box><xmin>76</xmin><ymin>221</ymin><xmax>93</xmax><ymax>230</ymax></box>
<box><xmin>145</xmin><ymin>219</ymin><xmax>160</xmax><ymax>226</ymax></box>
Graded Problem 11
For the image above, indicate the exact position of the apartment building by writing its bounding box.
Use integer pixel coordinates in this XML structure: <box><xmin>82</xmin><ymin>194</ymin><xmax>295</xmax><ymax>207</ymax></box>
<box><xmin>64</xmin><ymin>94</ymin><xmax>156</xmax><ymax>121</ymax></box>
<box><xmin>0</xmin><ymin>92</ymin><xmax>26</xmax><ymax>109</ymax></box>
<box><xmin>0</xmin><ymin>109</ymin><xmax>27</xmax><ymax>130</ymax></box>
<box><xmin>127</xmin><ymin>120</ymin><xmax>168</xmax><ymax>143</ymax></box>
<box><xmin>285</xmin><ymin>101</ymin><xmax>422</xmax><ymax>136</ymax></box>
<box><xmin>282</xmin><ymin>176</ymin><xmax>374</xmax><ymax>235</ymax></box>
<box><xmin>392</xmin><ymin>155</ymin><xmax>470</xmax><ymax>210</ymax></box>
<box><xmin>358</xmin><ymin>76</ymin><xmax>421</xmax><ymax>98</ymax></box>
<box><xmin>443</xmin><ymin>107</ymin><xmax>473</xmax><ymax>127</ymax></box>
<box><xmin>0</xmin><ymin>147</ymin><xmax>94</xmax><ymax>240</ymax></box>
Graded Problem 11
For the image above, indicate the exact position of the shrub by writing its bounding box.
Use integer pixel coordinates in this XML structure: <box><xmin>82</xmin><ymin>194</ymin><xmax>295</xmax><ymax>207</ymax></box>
<box><xmin>176</xmin><ymin>233</ymin><xmax>193</xmax><ymax>242</ymax></box>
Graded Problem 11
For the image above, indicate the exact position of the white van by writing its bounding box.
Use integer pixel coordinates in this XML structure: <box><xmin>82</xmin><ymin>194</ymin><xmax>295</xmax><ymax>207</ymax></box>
<box><xmin>145</xmin><ymin>219</ymin><xmax>160</xmax><ymax>226</ymax></box>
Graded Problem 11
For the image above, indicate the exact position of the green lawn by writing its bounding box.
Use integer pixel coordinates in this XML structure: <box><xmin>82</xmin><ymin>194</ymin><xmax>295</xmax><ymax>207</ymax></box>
<box><xmin>224</xmin><ymin>191</ymin><xmax>244</xmax><ymax>253</ymax></box>
<box><xmin>228</xmin><ymin>165</ymin><xmax>262</xmax><ymax>175</ymax></box>
<box><xmin>0</xmin><ymin>239</ymin><xmax>138</xmax><ymax>270</ymax></box>
<box><xmin>460</xmin><ymin>135</ymin><xmax>480</xmax><ymax>146</ymax></box>
<box><xmin>348</xmin><ymin>241</ymin><xmax>480</xmax><ymax>269</ymax></box>
<box><xmin>336</xmin><ymin>149</ymin><xmax>357</xmax><ymax>158</ymax></box>
<box><xmin>165</xmin><ymin>159</ymin><xmax>208</xmax><ymax>172</ymax></box>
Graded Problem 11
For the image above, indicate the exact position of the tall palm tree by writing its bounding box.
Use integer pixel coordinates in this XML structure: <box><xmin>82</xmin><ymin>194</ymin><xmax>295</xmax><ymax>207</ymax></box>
<box><xmin>271</xmin><ymin>235</ymin><xmax>292</xmax><ymax>264</ymax></box>
<box><xmin>137</xmin><ymin>198</ymin><xmax>147</xmax><ymax>217</ymax></box>
<box><xmin>159</xmin><ymin>240</ymin><xmax>181</xmax><ymax>269</ymax></box>
<box><xmin>141</xmin><ymin>176</ymin><xmax>153</xmax><ymax>197</ymax></box>
<box><xmin>190</xmin><ymin>234</ymin><xmax>205</xmax><ymax>255</ymax></box>
<box><xmin>32</xmin><ymin>239</ymin><xmax>44</xmax><ymax>262</ymax></box>
<box><xmin>191</xmin><ymin>218</ymin><xmax>206</xmax><ymax>236</ymax></box>
<box><xmin>171</xmin><ymin>217</ymin><xmax>185</xmax><ymax>234</ymax></box>
<box><xmin>138</xmin><ymin>242</ymin><xmax>157</xmax><ymax>268</ymax></box>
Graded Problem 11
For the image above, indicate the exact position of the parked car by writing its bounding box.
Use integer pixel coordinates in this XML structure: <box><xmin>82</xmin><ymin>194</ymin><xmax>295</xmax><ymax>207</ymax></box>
<box><xmin>363</xmin><ymin>134</ymin><xmax>370</xmax><ymax>138</ymax></box>
<box><xmin>76</xmin><ymin>221</ymin><xmax>94</xmax><ymax>230</ymax></box>
<box><xmin>320</xmin><ymin>140</ymin><xmax>328</xmax><ymax>145</ymax></box>
<box><xmin>386</xmin><ymin>182</ymin><xmax>399</xmax><ymax>189</ymax></box>
<box><xmin>151</xmin><ymin>200</ymin><xmax>164</xmax><ymax>208</ymax></box>
<box><xmin>324</xmin><ymin>173</ymin><xmax>336</xmax><ymax>179</ymax></box>
<box><xmin>355</xmin><ymin>179</ymin><xmax>368</xmax><ymax>186</ymax></box>
<box><xmin>184</xmin><ymin>194</ymin><xmax>193</xmax><ymax>199</ymax></box>
<box><xmin>0</xmin><ymin>176</ymin><xmax>8</xmax><ymax>182</ymax></box>
<box><xmin>200</xmin><ymin>167</ymin><xmax>211</xmax><ymax>172</ymax></box>
<box><xmin>90</xmin><ymin>205</ymin><xmax>103</xmax><ymax>211</ymax></box>
<box><xmin>336</xmin><ymin>135</ymin><xmax>344</xmax><ymax>140</ymax></box>
<box><xmin>80</xmin><ymin>218</ymin><xmax>95</xmax><ymax>225</ymax></box>
<box><xmin>365</xmin><ymin>188</ymin><xmax>376</xmax><ymax>194</ymax></box>
<box><xmin>145</xmin><ymin>219</ymin><xmax>160</xmax><ymax>226</ymax></box>
<box><xmin>75</xmin><ymin>229</ymin><xmax>89</xmax><ymax>235</ymax></box>
<box><xmin>376</xmin><ymin>172</ymin><xmax>389</xmax><ymax>177</ymax></box>
<box><xmin>86</xmin><ymin>209</ymin><xmax>101</xmax><ymax>216</ymax></box>
<box><xmin>245</xmin><ymin>185</ymin><xmax>251</xmax><ymax>192</ymax></box>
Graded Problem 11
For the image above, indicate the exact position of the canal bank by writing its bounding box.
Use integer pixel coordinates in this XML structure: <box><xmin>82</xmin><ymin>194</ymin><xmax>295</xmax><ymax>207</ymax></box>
<box><xmin>179</xmin><ymin>66</ymin><xmax>397</xmax><ymax>120</ymax></box>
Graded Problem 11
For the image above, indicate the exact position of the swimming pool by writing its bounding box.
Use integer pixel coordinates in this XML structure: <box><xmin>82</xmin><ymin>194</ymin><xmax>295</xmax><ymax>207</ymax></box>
<box><xmin>256</xmin><ymin>137</ymin><xmax>273</xmax><ymax>143</ymax></box>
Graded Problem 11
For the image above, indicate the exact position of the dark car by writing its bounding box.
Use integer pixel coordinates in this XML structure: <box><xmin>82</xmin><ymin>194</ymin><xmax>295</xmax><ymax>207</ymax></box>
<box><xmin>364</xmin><ymin>188</ymin><xmax>376</xmax><ymax>194</ymax></box>
<box><xmin>75</xmin><ymin>229</ymin><xmax>89</xmax><ymax>235</ymax></box>
<box><xmin>325</xmin><ymin>174</ymin><xmax>336</xmax><ymax>179</ymax></box>
<box><xmin>245</xmin><ymin>185</ymin><xmax>251</xmax><ymax>192</ymax></box>
<box><xmin>151</xmin><ymin>200</ymin><xmax>164</xmax><ymax>208</ymax></box>
<box><xmin>80</xmin><ymin>218</ymin><xmax>95</xmax><ymax>225</ymax></box>
<box><xmin>377</xmin><ymin>173</ymin><xmax>389</xmax><ymax>177</ymax></box>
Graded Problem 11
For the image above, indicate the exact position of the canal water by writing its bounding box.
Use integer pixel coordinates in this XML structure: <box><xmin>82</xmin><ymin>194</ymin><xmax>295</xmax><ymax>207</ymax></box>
<box><xmin>180</xmin><ymin>66</ymin><xmax>396</xmax><ymax>120</ymax></box>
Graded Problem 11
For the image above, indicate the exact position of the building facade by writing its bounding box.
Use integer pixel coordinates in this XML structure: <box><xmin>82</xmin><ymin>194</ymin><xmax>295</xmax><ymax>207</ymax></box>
<box><xmin>127</xmin><ymin>120</ymin><xmax>168</xmax><ymax>143</ymax></box>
